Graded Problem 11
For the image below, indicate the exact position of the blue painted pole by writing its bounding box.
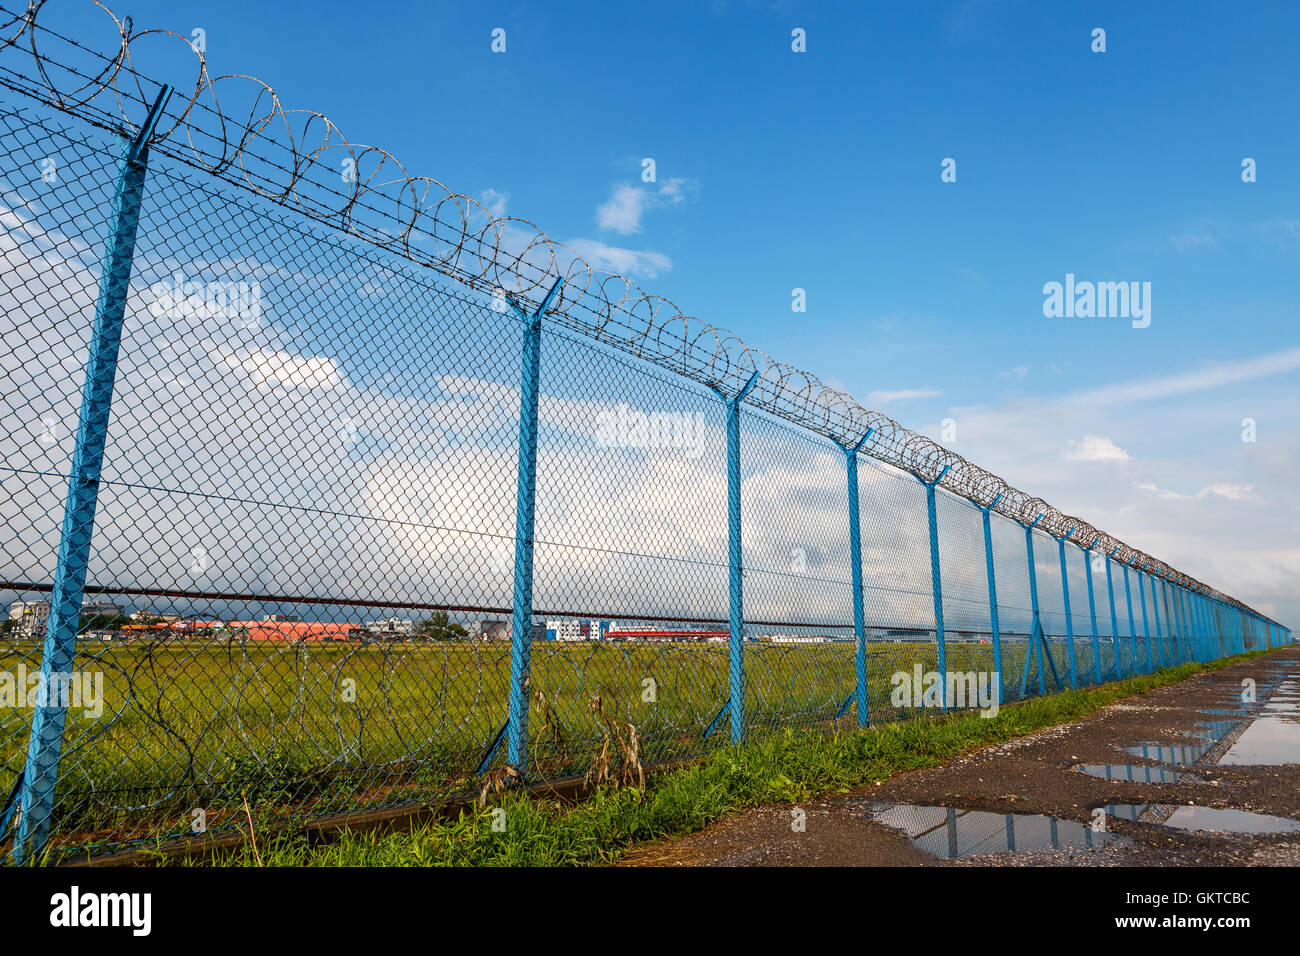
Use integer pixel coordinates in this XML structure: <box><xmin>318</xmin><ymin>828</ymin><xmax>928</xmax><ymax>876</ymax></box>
<box><xmin>916</xmin><ymin>466</ymin><xmax>951</xmax><ymax>711</ymax></box>
<box><xmin>1082</xmin><ymin>538</ymin><xmax>1102</xmax><ymax>685</ymax></box>
<box><xmin>505</xmin><ymin>275</ymin><xmax>565</xmax><ymax>772</ymax></box>
<box><xmin>1179</xmin><ymin>587</ymin><xmax>1189</xmax><ymax>662</ymax></box>
<box><xmin>1136</xmin><ymin>564</ymin><xmax>1152</xmax><ymax>674</ymax></box>
<box><xmin>1149</xmin><ymin>570</ymin><xmax>1164</xmax><ymax>670</ymax></box>
<box><xmin>978</xmin><ymin>494</ymin><xmax>1004</xmax><ymax>705</ymax></box>
<box><xmin>1055</xmin><ymin>529</ymin><xmax>1078</xmax><ymax>689</ymax></box>
<box><xmin>1024</xmin><ymin>514</ymin><xmax>1046</xmax><ymax>697</ymax></box>
<box><xmin>715</xmin><ymin>371</ymin><xmax>760</xmax><ymax>744</ymax></box>
<box><xmin>841</xmin><ymin>430</ymin><xmax>873</xmax><ymax>727</ymax></box>
<box><xmin>1104</xmin><ymin>548</ymin><xmax>1121</xmax><ymax>679</ymax></box>
<box><xmin>1122</xmin><ymin>559</ymin><xmax>1138</xmax><ymax>676</ymax></box>
<box><xmin>13</xmin><ymin>86</ymin><xmax>174</xmax><ymax>864</ymax></box>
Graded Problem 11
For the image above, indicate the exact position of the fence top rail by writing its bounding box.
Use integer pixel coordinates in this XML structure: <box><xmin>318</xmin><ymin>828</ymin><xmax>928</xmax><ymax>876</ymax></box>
<box><xmin>0</xmin><ymin>0</ymin><xmax>1278</xmax><ymax>624</ymax></box>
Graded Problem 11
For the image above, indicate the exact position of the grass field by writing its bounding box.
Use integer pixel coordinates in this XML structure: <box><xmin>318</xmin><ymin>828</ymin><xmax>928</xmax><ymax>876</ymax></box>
<box><xmin>187</xmin><ymin>650</ymin><xmax>1266</xmax><ymax>867</ymax></box>
<box><xmin>1</xmin><ymin>630</ymin><xmax>1175</xmax><ymax>858</ymax></box>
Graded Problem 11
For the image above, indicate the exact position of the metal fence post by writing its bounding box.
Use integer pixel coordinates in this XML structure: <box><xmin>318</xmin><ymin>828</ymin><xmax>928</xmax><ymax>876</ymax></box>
<box><xmin>1136</xmin><ymin>564</ymin><xmax>1152</xmax><ymax>674</ymax></box>
<box><xmin>1148</xmin><ymin>568</ymin><xmax>1164</xmax><ymax>670</ymax></box>
<box><xmin>978</xmin><ymin>495</ymin><xmax>1005</xmax><ymax>703</ymax></box>
<box><xmin>914</xmin><ymin>466</ymin><xmax>951</xmax><ymax>711</ymax></box>
<box><xmin>1020</xmin><ymin>513</ymin><xmax>1052</xmax><ymax>698</ymax></box>
<box><xmin>1081</xmin><ymin>538</ymin><xmax>1102</xmax><ymax>685</ymax></box>
<box><xmin>840</xmin><ymin>430</ymin><xmax>873</xmax><ymax>726</ymax></box>
<box><xmin>1053</xmin><ymin>529</ymin><xmax>1078</xmax><ymax>689</ymax></box>
<box><xmin>1104</xmin><ymin>548</ymin><xmax>1121</xmax><ymax>679</ymax></box>
<box><xmin>712</xmin><ymin>371</ymin><xmax>759</xmax><ymax>744</ymax></box>
<box><xmin>1122</xmin><ymin>558</ymin><xmax>1138</xmax><ymax>676</ymax></box>
<box><xmin>12</xmin><ymin>86</ymin><xmax>173</xmax><ymax>863</ymax></box>
<box><xmin>505</xmin><ymin>276</ymin><xmax>564</xmax><ymax>772</ymax></box>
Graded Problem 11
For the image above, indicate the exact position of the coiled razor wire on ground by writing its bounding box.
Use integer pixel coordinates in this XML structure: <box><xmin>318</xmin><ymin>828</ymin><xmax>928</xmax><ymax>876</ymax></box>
<box><xmin>0</xmin><ymin>1</ymin><xmax>1289</xmax><ymax>861</ymax></box>
<box><xmin>0</xmin><ymin>0</ymin><xmax>1251</xmax><ymax>607</ymax></box>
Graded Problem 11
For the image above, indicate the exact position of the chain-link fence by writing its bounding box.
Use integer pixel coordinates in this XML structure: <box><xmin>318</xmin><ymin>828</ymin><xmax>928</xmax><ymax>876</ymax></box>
<box><xmin>0</xmin><ymin>3</ymin><xmax>1291</xmax><ymax>863</ymax></box>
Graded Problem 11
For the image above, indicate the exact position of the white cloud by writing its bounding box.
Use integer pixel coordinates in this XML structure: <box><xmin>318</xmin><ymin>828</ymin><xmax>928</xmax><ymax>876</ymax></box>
<box><xmin>595</xmin><ymin>178</ymin><xmax>699</xmax><ymax>235</ymax></box>
<box><xmin>1064</xmin><ymin>434</ymin><xmax>1131</xmax><ymax>462</ymax></box>
<box><xmin>865</xmin><ymin>388</ymin><xmax>941</xmax><ymax>405</ymax></box>
<box><xmin>596</xmin><ymin>184</ymin><xmax>647</xmax><ymax>235</ymax></box>
<box><xmin>1066</xmin><ymin>347</ymin><xmax>1300</xmax><ymax>406</ymax></box>
<box><xmin>998</xmin><ymin>365</ymin><xmax>1030</xmax><ymax>380</ymax></box>
<box><xmin>564</xmin><ymin>238</ymin><xmax>672</xmax><ymax>279</ymax></box>
<box><xmin>478</xmin><ymin>188</ymin><xmax>509</xmax><ymax>219</ymax></box>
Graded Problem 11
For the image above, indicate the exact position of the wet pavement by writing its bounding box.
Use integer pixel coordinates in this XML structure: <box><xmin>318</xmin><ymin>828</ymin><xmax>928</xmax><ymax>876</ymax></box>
<box><xmin>621</xmin><ymin>648</ymin><xmax>1300</xmax><ymax>866</ymax></box>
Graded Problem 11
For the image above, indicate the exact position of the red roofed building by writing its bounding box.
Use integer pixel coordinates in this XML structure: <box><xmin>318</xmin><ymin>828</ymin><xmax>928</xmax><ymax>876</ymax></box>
<box><xmin>226</xmin><ymin>621</ymin><xmax>360</xmax><ymax>642</ymax></box>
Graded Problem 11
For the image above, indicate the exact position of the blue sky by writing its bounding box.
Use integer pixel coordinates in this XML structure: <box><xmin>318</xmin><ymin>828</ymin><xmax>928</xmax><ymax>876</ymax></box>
<box><xmin>34</xmin><ymin>0</ymin><xmax>1300</xmax><ymax>624</ymax></box>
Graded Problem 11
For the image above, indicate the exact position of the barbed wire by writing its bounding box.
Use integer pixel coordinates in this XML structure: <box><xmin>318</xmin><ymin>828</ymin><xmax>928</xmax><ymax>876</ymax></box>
<box><xmin>0</xmin><ymin>0</ymin><xmax>1260</xmax><ymax>616</ymax></box>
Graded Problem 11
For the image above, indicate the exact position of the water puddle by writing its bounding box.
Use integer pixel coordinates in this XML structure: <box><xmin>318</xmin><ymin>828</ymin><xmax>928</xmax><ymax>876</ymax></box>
<box><xmin>1104</xmin><ymin>803</ymin><xmax>1300</xmax><ymax>835</ymax></box>
<box><xmin>1126</xmin><ymin>743</ymin><xmax>1209</xmax><ymax>766</ymax></box>
<box><xmin>1212</xmin><ymin>681</ymin><xmax>1300</xmax><ymax>765</ymax></box>
<box><xmin>1218</xmin><ymin>715</ymin><xmax>1300</xmax><ymax>765</ymax></box>
<box><xmin>1076</xmin><ymin>764</ymin><xmax>1191</xmax><ymax>784</ymax></box>
<box><xmin>867</xmin><ymin>804</ymin><xmax>1116</xmax><ymax>858</ymax></box>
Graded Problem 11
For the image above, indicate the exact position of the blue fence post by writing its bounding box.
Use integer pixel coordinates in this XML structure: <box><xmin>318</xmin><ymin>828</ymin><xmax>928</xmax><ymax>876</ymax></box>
<box><xmin>711</xmin><ymin>371</ymin><xmax>760</xmax><ymax>744</ymax></box>
<box><xmin>1176</xmin><ymin>587</ymin><xmax>1189</xmax><ymax>663</ymax></box>
<box><xmin>1104</xmin><ymin>548</ymin><xmax>1121</xmax><ymax>679</ymax></box>
<box><xmin>1136</xmin><ymin>563</ymin><xmax>1152</xmax><ymax>674</ymax></box>
<box><xmin>1149</xmin><ymin>569</ymin><xmax>1164</xmax><ymax>670</ymax></box>
<box><xmin>1081</xmin><ymin>538</ymin><xmax>1102</xmax><ymax>685</ymax></box>
<box><xmin>978</xmin><ymin>494</ymin><xmax>1005</xmax><ymax>704</ymax></box>
<box><xmin>504</xmin><ymin>275</ymin><xmax>565</xmax><ymax>773</ymax></box>
<box><xmin>840</xmin><ymin>429</ymin><xmax>873</xmax><ymax>726</ymax></box>
<box><xmin>1053</xmin><ymin>528</ymin><xmax>1078</xmax><ymax>689</ymax></box>
<box><xmin>1021</xmin><ymin>513</ymin><xmax>1049</xmax><ymax>697</ymax></box>
<box><xmin>1122</xmin><ymin>558</ymin><xmax>1138</xmax><ymax>676</ymax></box>
<box><xmin>914</xmin><ymin>465</ymin><xmax>951</xmax><ymax>711</ymax></box>
<box><xmin>12</xmin><ymin>86</ymin><xmax>174</xmax><ymax>864</ymax></box>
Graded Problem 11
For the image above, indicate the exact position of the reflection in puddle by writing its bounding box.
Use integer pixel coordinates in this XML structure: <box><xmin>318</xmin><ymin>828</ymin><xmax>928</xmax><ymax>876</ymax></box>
<box><xmin>1189</xmin><ymin>720</ymin><xmax>1244</xmax><ymax>741</ymax></box>
<box><xmin>868</xmin><ymin>804</ymin><xmax>1115</xmax><ymax>858</ymax></box>
<box><xmin>1076</xmin><ymin>764</ymin><xmax>1189</xmax><ymax>783</ymax></box>
<box><xmin>1105</xmin><ymin>803</ymin><xmax>1300</xmax><ymax>834</ymax></box>
<box><xmin>1126</xmin><ymin>743</ymin><xmax>1209</xmax><ymax>766</ymax></box>
<box><xmin>1219</xmin><ymin>715</ymin><xmax>1300</xmax><ymax>765</ymax></box>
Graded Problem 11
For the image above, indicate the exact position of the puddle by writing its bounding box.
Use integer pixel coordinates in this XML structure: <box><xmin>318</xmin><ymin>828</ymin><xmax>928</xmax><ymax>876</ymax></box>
<box><xmin>1126</xmin><ymin>743</ymin><xmax>1209</xmax><ymax>766</ymax></box>
<box><xmin>1104</xmin><ymin>803</ymin><xmax>1300</xmax><ymax>835</ymax></box>
<box><xmin>1121</xmin><ymin>675</ymin><xmax>1300</xmax><ymax>767</ymax></box>
<box><xmin>1214</xmin><ymin>682</ymin><xmax>1300</xmax><ymax>765</ymax></box>
<box><xmin>867</xmin><ymin>804</ymin><xmax>1115</xmax><ymax>858</ymax></box>
<box><xmin>1218</xmin><ymin>715</ymin><xmax>1300</xmax><ymax>765</ymax></box>
<box><xmin>1076</xmin><ymin>764</ymin><xmax>1190</xmax><ymax>784</ymax></box>
<box><xmin>1188</xmin><ymin>720</ymin><xmax>1244</xmax><ymax>742</ymax></box>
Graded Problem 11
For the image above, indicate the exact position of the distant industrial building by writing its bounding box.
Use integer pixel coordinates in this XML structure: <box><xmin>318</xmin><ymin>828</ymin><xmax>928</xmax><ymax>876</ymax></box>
<box><xmin>7</xmin><ymin>598</ymin><xmax>124</xmax><ymax>639</ymax></box>
<box><xmin>605</xmin><ymin>623</ymin><xmax>727</xmax><ymax>642</ymax></box>
<box><xmin>544</xmin><ymin>619</ymin><xmax>611</xmax><ymax>641</ymax></box>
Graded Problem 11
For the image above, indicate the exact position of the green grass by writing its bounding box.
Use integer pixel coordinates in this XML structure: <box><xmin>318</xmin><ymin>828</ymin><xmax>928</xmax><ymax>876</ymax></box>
<box><xmin>186</xmin><ymin>649</ymin><xmax>1269</xmax><ymax>867</ymax></box>
<box><xmin>6</xmin><ymin>632</ymin><xmax>1156</xmax><ymax>854</ymax></box>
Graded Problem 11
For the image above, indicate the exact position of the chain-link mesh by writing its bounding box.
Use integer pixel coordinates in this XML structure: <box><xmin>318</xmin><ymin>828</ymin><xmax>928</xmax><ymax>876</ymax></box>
<box><xmin>0</xmin><ymin>4</ymin><xmax>1291</xmax><ymax>862</ymax></box>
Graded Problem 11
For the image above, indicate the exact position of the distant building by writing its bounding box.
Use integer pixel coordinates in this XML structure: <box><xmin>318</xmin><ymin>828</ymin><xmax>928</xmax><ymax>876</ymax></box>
<box><xmin>474</xmin><ymin>620</ymin><xmax>510</xmax><ymax>641</ymax></box>
<box><xmin>227</xmin><ymin>621</ymin><xmax>359</xmax><ymax>642</ymax></box>
<box><xmin>80</xmin><ymin>601</ymin><xmax>124</xmax><ymax>619</ymax></box>
<box><xmin>605</xmin><ymin>624</ymin><xmax>726</xmax><ymax>642</ymax></box>
<box><xmin>8</xmin><ymin>599</ymin><xmax>124</xmax><ymax>638</ymax></box>
<box><xmin>366</xmin><ymin>617</ymin><xmax>415</xmax><ymax>638</ymax></box>
<box><xmin>544</xmin><ymin>619</ymin><xmax>611</xmax><ymax>642</ymax></box>
<box><xmin>8</xmin><ymin>600</ymin><xmax>49</xmax><ymax>639</ymax></box>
